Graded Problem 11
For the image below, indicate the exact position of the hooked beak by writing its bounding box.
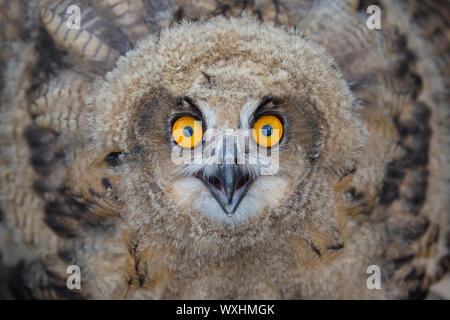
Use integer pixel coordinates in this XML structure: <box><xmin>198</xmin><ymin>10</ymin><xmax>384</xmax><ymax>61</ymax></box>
<box><xmin>195</xmin><ymin>164</ymin><xmax>254</xmax><ymax>216</ymax></box>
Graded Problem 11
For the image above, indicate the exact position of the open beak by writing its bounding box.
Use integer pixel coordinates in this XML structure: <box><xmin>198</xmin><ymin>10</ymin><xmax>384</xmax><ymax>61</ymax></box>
<box><xmin>195</xmin><ymin>164</ymin><xmax>254</xmax><ymax>216</ymax></box>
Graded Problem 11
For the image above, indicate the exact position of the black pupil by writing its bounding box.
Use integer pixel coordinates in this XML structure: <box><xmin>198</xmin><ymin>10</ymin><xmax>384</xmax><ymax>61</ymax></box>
<box><xmin>183</xmin><ymin>126</ymin><xmax>194</xmax><ymax>137</ymax></box>
<box><xmin>261</xmin><ymin>124</ymin><xmax>273</xmax><ymax>137</ymax></box>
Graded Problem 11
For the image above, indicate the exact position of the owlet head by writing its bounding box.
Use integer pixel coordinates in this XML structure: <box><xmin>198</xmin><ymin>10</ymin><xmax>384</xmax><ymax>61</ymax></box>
<box><xmin>87</xmin><ymin>16</ymin><xmax>366</xmax><ymax>230</ymax></box>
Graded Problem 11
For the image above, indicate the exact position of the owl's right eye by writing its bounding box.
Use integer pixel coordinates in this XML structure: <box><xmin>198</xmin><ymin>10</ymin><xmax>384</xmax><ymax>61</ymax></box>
<box><xmin>172</xmin><ymin>116</ymin><xmax>203</xmax><ymax>148</ymax></box>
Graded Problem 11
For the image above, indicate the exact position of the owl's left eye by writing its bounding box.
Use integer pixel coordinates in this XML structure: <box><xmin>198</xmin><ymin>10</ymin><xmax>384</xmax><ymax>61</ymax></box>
<box><xmin>172</xmin><ymin>116</ymin><xmax>203</xmax><ymax>148</ymax></box>
<box><xmin>252</xmin><ymin>114</ymin><xmax>283</xmax><ymax>147</ymax></box>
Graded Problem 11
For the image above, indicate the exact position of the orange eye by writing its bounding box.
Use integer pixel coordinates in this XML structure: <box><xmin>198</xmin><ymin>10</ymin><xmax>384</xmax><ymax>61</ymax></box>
<box><xmin>172</xmin><ymin>116</ymin><xmax>203</xmax><ymax>148</ymax></box>
<box><xmin>252</xmin><ymin>115</ymin><xmax>283</xmax><ymax>147</ymax></box>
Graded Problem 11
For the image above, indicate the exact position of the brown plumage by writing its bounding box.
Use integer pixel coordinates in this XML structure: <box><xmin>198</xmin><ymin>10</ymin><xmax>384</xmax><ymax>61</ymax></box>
<box><xmin>0</xmin><ymin>0</ymin><xmax>449</xmax><ymax>299</ymax></box>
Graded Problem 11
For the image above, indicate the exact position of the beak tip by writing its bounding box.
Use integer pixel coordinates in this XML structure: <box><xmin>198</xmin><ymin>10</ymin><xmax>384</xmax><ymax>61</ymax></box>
<box><xmin>223</xmin><ymin>204</ymin><xmax>237</xmax><ymax>216</ymax></box>
<box><xmin>196</xmin><ymin>164</ymin><xmax>254</xmax><ymax>217</ymax></box>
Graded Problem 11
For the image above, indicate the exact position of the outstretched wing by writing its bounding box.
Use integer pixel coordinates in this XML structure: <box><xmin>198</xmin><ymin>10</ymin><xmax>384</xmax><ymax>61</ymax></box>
<box><xmin>0</xmin><ymin>0</ymin><xmax>176</xmax><ymax>299</ymax></box>
<box><xmin>287</xmin><ymin>0</ymin><xmax>450</xmax><ymax>299</ymax></box>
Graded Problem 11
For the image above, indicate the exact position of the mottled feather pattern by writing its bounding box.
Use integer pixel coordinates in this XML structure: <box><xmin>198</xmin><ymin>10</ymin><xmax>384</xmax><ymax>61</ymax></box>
<box><xmin>0</xmin><ymin>0</ymin><xmax>448</xmax><ymax>299</ymax></box>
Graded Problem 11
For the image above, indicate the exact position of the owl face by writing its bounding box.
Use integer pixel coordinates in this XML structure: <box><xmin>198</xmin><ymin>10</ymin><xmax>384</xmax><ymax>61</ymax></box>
<box><xmin>131</xmin><ymin>63</ymin><xmax>328</xmax><ymax>225</ymax></box>
<box><xmin>87</xmin><ymin>17</ymin><xmax>365</xmax><ymax>231</ymax></box>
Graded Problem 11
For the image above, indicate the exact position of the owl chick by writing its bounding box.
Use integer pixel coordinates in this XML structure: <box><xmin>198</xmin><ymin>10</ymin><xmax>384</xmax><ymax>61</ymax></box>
<box><xmin>0</xmin><ymin>0</ymin><xmax>449</xmax><ymax>299</ymax></box>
